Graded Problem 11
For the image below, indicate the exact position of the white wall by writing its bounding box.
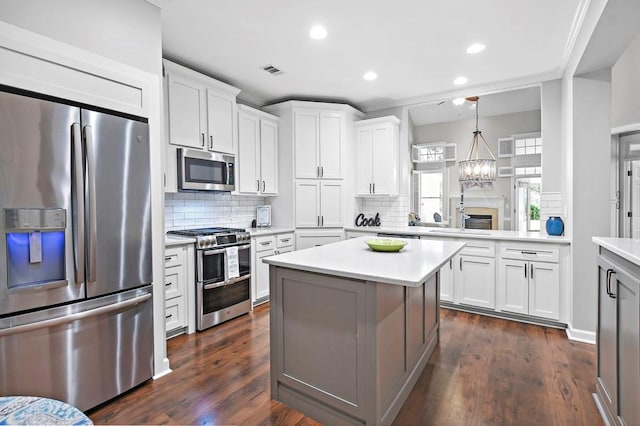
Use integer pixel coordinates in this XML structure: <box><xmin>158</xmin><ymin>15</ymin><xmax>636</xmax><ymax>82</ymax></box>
<box><xmin>0</xmin><ymin>0</ymin><xmax>162</xmax><ymax>75</ymax></box>
<box><xmin>611</xmin><ymin>33</ymin><xmax>640</xmax><ymax>129</ymax></box>
<box><xmin>541</xmin><ymin>80</ymin><xmax>563</xmax><ymax>192</ymax></box>
<box><xmin>570</xmin><ymin>75</ymin><xmax>612</xmax><ymax>335</ymax></box>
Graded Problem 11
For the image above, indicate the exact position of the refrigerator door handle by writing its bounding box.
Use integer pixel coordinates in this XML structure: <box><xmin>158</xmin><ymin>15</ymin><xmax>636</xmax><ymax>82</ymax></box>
<box><xmin>0</xmin><ymin>292</ymin><xmax>151</xmax><ymax>338</ymax></box>
<box><xmin>71</xmin><ymin>123</ymin><xmax>85</xmax><ymax>285</ymax></box>
<box><xmin>83</xmin><ymin>125</ymin><xmax>97</xmax><ymax>284</ymax></box>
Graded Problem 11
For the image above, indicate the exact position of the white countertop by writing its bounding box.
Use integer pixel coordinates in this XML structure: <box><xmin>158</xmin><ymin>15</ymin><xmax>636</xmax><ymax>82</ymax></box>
<box><xmin>165</xmin><ymin>234</ymin><xmax>196</xmax><ymax>247</ymax></box>
<box><xmin>593</xmin><ymin>236</ymin><xmax>640</xmax><ymax>265</ymax></box>
<box><xmin>247</xmin><ymin>227</ymin><xmax>295</xmax><ymax>237</ymax></box>
<box><xmin>263</xmin><ymin>236</ymin><xmax>465</xmax><ymax>287</ymax></box>
<box><xmin>345</xmin><ymin>225</ymin><xmax>571</xmax><ymax>244</ymax></box>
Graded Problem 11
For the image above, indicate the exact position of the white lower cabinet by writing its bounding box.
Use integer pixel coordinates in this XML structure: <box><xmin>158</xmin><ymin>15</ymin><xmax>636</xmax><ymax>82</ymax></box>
<box><xmin>452</xmin><ymin>239</ymin><xmax>496</xmax><ymax>309</ymax></box>
<box><xmin>439</xmin><ymin>257</ymin><xmax>455</xmax><ymax>302</ymax></box>
<box><xmin>497</xmin><ymin>244</ymin><xmax>560</xmax><ymax>320</ymax></box>
<box><xmin>455</xmin><ymin>254</ymin><xmax>496</xmax><ymax>309</ymax></box>
<box><xmin>252</xmin><ymin>232</ymin><xmax>294</xmax><ymax>305</ymax></box>
<box><xmin>164</xmin><ymin>245</ymin><xmax>188</xmax><ymax>337</ymax></box>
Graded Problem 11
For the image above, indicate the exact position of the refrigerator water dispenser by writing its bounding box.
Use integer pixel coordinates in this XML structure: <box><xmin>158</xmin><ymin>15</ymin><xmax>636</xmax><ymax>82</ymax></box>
<box><xmin>4</xmin><ymin>208</ymin><xmax>67</xmax><ymax>289</ymax></box>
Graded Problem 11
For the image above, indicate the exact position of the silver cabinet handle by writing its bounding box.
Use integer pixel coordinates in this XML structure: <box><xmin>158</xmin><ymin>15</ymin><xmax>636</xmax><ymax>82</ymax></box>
<box><xmin>281</xmin><ymin>238</ymin><xmax>290</xmax><ymax>243</ymax></box>
<box><xmin>524</xmin><ymin>264</ymin><xmax>527</xmax><ymax>278</ymax></box>
<box><xmin>71</xmin><ymin>123</ymin><xmax>85</xmax><ymax>285</ymax></box>
<box><xmin>369</xmin><ymin>183</ymin><xmax>372</xmax><ymax>194</ymax></box>
<box><xmin>321</xmin><ymin>216</ymin><xmax>324</xmax><ymax>226</ymax></box>
<box><xmin>83</xmin><ymin>125</ymin><xmax>97</xmax><ymax>284</ymax></box>
<box><xmin>209</xmin><ymin>135</ymin><xmax>213</xmax><ymax>150</ymax></box>
<box><xmin>165</xmin><ymin>256</ymin><xmax>172</xmax><ymax>262</ymax></box>
<box><xmin>530</xmin><ymin>264</ymin><xmax>534</xmax><ymax>279</ymax></box>
<box><xmin>165</xmin><ymin>282</ymin><xmax>172</xmax><ymax>287</ymax></box>
<box><xmin>165</xmin><ymin>313</ymin><xmax>173</xmax><ymax>319</ymax></box>
<box><xmin>201</xmin><ymin>133</ymin><xmax>205</xmax><ymax>147</ymax></box>
<box><xmin>262</xmin><ymin>180</ymin><xmax>266</xmax><ymax>192</ymax></box>
<box><xmin>606</xmin><ymin>269</ymin><xmax>616</xmax><ymax>299</ymax></box>
<box><xmin>317</xmin><ymin>166</ymin><xmax>320</xmax><ymax>177</ymax></box>
<box><xmin>459</xmin><ymin>257</ymin><xmax>462</xmax><ymax>270</ymax></box>
<box><xmin>521</xmin><ymin>251</ymin><xmax>537</xmax><ymax>255</ymax></box>
<box><xmin>260</xmin><ymin>241</ymin><xmax>271</xmax><ymax>246</ymax></box>
<box><xmin>257</xmin><ymin>180</ymin><xmax>260</xmax><ymax>192</ymax></box>
<box><xmin>321</xmin><ymin>166</ymin><xmax>324</xmax><ymax>177</ymax></box>
<box><xmin>373</xmin><ymin>183</ymin><xmax>375</xmax><ymax>194</ymax></box>
<box><xmin>449</xmin><ymin>258</ymin><xmax>452</xmax><ymax>269</ymax></box>
<box><xmin>317</xmin><ymin>216</ymin><xmax>320</xmax><ymax>227</ymax></box>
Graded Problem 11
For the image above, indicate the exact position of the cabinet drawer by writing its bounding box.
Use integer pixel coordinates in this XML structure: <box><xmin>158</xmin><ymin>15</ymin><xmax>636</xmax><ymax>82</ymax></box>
<box><xmin>276</xmin><ymin>233</ymin><xmax>294</xmax><ymax>248</ymax></box>
<box><xmin>165</xmin><ymin>265</ymin><xmax>184</xmax><ymax>300</ymax></box>
<box><xmin>460</xmin><ymin>239</ymin><xmax>495</xmax><ymax>258</ymax></box>
<box><xmin>255</xmin><ymin>236</ymin><xmax>276</xmax><ymax>252</ymax></box>
<box><xmin>165</xmin><ymin>296</ymin><xmax>185</xmax><ymax>333</ymax></box>
<box><xmin>164</xmin><ymin>246</ymin><xmax>185</xmax><ymax>268</ymax></box>
<box><xmin>499</xmin><ymin>245</ymin><xmax>559</xmax><ymax>263</ymax></box>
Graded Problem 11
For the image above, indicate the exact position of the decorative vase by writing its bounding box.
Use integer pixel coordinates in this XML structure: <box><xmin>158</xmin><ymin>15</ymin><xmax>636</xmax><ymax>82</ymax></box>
<box><xmin>546</xmin><ymin>216</ymin><xmax>564</xmax><ymax>236</ymax></box>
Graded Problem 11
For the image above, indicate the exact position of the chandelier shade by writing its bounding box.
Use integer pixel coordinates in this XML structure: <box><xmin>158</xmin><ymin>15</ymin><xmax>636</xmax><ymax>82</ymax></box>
<box><xmin>458</xmin><ymin>97</ymin><xmax>496</xmax><ymax>184</ymax></box>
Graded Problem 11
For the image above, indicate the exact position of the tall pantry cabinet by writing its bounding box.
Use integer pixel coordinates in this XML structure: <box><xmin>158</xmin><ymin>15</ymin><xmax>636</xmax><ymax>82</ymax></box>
<box><xmin>265</xmin><ymin>101</ymin><xmax>364</xmax><ymax>248</ymax></box>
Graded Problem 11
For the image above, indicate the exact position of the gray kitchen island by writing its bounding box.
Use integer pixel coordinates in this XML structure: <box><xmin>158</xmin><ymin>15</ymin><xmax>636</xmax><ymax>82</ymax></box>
<box><xmin>264</xmin><ymin>236</ymin><xmax>465</xmax><ymax>426</ymax></box>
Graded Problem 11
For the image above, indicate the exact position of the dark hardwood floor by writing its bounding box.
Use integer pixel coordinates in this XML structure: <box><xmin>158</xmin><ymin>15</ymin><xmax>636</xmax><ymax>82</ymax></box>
<box><xmin>88</xmin><ymin>304</ymin><xmax>602</xmax><ymax>425</ymax></box>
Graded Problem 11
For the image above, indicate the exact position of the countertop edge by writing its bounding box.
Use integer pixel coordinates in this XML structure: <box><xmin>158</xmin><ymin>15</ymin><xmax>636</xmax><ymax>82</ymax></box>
<box><xmin>593</xmin><ymin>236</ymin><xmax>640</xmax><ymax>265</ymax></box>
<box><xmin>165</xmin><ymin>235</ymin><xmax>196</xmax><ymax>247</ymax></box>
<box><xmin>247</xmin><ymin>227</ymin><xmax>295</xmax><ymax>237</ymax></box>
<box><xmin>345</xmin><ymin>226</ymin><xmax>571</xmax><ymax>244</ymax></box>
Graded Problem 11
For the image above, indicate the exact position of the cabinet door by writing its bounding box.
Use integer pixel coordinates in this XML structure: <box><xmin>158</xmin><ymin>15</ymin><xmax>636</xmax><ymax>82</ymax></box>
<box><xmin>371</xmin><ymin>124</ymin><xmax>396</xmax><ymax>195</ymax></box>
<box><xmin>439</xmin><ymin>258</ymin><xmax>454</xmax><ymax>302</ymax></box>
<box><xmin>167</xmin><ymin>74</ymin><xmax>206</xmax><ymax>149</ymax></box>
<box><xmin>255</xmin><ymin>249</ymin><xmax>274</xmax><ymax>302</ymax></box>
<box><xmin>617</xmin><ymin>272</ymin><xmax>640</xmax><ymax>424</ymax></box>
<box><xmin>206</xmin><ymin>89</ymin><xmax>235</xmax><ymax>154</ymax></box>
<box><xmin>528</xmin><ymin>262</ymin><xmax>559</xmax><ymax>319</ymax></box>
<box><xmin>499</xmin><ymin>259</ymin><xmax>528</xmax><ymax>314</ymax></box>
<box><xmin>320</xmin><ymin>181</ymin><xmax>343</xmax><ymax>227</ymax></box>
<box><xmin>294</xmin><ymin>111</ymin><xmax>319</xmax><ymax>178</ymax></box>
<box><xmin>260</xmin><ymin>119</ymin><xmax>278</xmax><ymax>195</ymax></box>
<box><xmin>295</xmin><ymin>181</ymin><xmax>320</xmax><ymax>228</ymax></box>
<box><xmin>455</xmin><ymin>255</ymin><xmax>495</xmax><ymax>308</ymax></box>
<box><xmin>164</xmin><ymin>265</ymin><xmax>184</xmax><ymax>300</ymax></box>
<box><xmin>295</xmin><ymin>233</ymin><xmax>343</xmax><ymax>250</ymax></box>
<box><xmin>237</xmin><ymin>113</ymin><xmax>260</xmax><ymax>194</ymax></box>
<box><xmin>356</xmin><ymin>127</ymin><xmax>373</xmax><ymax>195</ymax></box>
<box><xmin>319</xmin><ymin>112</ymin><xmax>342</xmax><ymax>179</ymax></box>
<box><xmin>597</xmin><ymin>261</ymin><xmax>618</xmax><ymax>418</ymax></box>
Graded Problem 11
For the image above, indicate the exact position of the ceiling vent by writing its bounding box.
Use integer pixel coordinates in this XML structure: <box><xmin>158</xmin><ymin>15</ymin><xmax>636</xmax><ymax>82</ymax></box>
<box><xmin>260</xmin><ymin>64</ymin><xmax>284</xmax><ymax>76</ymax></box>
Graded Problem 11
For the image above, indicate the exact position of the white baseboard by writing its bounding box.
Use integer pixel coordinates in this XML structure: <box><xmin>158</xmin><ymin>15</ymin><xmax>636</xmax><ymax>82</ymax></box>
<box><xmin>152</xmin><ymin>358</ymin><xmax>173</xmax><ymax>380</ymax></box>
<box><xmin>565</xmin><ymin>324</ymin><xmax>596</xmax><ymax>344</ymax></box>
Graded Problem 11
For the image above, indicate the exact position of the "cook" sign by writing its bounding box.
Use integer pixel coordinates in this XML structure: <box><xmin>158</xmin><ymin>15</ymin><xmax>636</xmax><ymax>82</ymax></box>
<box><xmin>355</xmin><ymin>213</ymin><xmax>381</xmax><ymax>227</ymax></box>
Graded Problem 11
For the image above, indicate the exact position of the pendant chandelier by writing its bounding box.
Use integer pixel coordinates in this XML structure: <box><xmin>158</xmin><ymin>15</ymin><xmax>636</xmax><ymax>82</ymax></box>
<box><xmin>458</xmin><ymin>96</ymin><xmax>496</xmax><ymax>185</ymax></box>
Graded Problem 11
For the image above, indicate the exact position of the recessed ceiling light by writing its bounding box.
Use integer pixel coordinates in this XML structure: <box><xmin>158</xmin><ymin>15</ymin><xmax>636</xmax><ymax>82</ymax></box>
<box><xmin>309</xmin><ymin>25</ymin><xmax>327</xmax><ymax>40</ymax></box>
<box><xmin>452</xmin><ymin>98</ymin><xmax>465</xmax><ymax>106</ymax></box>
<box><xmin>363</xmin><ymin>71</ymin><xmax>378</xmax><ymax>81</ymax></box>
<box><xmin>454</xmin><ymin>76</ymin><xmax>468</xmax><ymax>85</ymax></box>
<box><xmin>467</xmin><ymin>43</ymin><xmax>486</xmax><ymax>54</ymax></box>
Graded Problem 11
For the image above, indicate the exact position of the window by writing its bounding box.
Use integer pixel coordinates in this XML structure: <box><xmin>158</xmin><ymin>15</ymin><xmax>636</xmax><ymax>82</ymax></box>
<box><xmin>514</xmin><ymin>135</ymin><xmax>542</xmax><ymax>156</ymax></box>
<box><xmin>412</xmin><ymin>170</ymin><xmax>448</xmax><ymax>223</ymax></box>
<box><xmin>515</xmin><ymin>177</ymin><xmax>541</xmax><ymax>232</ymax></box>
<box><xmin>515</xmin><ymin>166</ymin><xmax>542</xmax><ymax>176</ymax></box>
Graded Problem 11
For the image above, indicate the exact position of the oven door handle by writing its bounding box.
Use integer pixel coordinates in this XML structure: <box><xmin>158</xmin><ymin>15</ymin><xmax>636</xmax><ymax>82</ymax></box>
<box><xmin>203</xmin><ymin>248</ymin><xmax>227</xmax><ymax>256</ymax></box>
<box><xmin>203</xmin><ymin>274</ymin><xmax>250</xmax><ymax>290</ymax></box>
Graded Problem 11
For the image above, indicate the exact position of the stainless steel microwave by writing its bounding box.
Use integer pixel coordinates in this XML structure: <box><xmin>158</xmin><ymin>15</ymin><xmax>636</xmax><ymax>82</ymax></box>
<box><xmin>177</xmin><ymin>148</ymin><xmax>235</xmax><ymax>192</ymax></box>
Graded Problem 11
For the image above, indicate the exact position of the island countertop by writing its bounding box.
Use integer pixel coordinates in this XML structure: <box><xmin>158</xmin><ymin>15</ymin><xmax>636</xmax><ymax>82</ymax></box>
<box><xmin>263</xmin><ymin>236</ymin><xmax>465</xmax><ymax>287</ymax></box>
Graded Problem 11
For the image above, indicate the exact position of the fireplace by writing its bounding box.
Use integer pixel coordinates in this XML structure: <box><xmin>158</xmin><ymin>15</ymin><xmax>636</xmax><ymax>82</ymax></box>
<box><xmin>465</xmin><ymin>214</ymin><xmax>492</xmax><ymax>230</ymax></box>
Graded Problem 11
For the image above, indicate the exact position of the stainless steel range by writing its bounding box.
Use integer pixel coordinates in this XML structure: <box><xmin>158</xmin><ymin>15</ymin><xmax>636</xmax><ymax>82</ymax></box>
<box><xmin>168</xmin><ymin>227</ymin><xmax>251</xmax><ymax>330</ymax></box>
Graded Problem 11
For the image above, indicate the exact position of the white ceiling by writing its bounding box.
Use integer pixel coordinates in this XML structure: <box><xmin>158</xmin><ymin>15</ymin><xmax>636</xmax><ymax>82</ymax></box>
<box><xmin>408</xmin><ymin>86</ymin><xmax>541</xmax><ymax>127</ymax></box>
<box><xmin>161</xmin><ymin>0</ymin><xmax>586</xmax><ymax>112</ymax></box>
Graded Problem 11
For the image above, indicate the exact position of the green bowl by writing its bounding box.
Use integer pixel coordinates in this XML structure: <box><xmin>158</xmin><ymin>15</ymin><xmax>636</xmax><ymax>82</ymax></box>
<box><xmin>365</xmin><ymin>239</ymin><xmax>407</xmax><ymax>252</ymax></box>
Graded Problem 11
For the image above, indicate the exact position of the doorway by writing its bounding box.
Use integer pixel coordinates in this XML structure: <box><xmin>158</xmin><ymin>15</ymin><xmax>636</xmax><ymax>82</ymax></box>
<box><xmin>515</xmin><ymin>177</ymin><xmax>541</xmax><ymax>231</ymax></box>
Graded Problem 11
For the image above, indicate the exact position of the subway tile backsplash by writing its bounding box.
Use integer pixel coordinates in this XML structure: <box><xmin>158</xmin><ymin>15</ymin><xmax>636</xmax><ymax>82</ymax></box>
<box><xmin>165</xmin><ymin>192</ymin><xmax>266</xmax><ymax>231</ymax></box>
<box><xmin>357</xmin><ymin>195</ymin><xmax>409</xmax><ymax>227</ymax></box>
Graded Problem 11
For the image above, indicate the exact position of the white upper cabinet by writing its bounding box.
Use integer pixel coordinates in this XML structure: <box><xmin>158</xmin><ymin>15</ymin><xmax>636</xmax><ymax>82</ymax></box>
<box><xmin>166</xmin><ymin>73</ymin><xmax>207</xmax><ymax>149</ymax></box>
<box><xmin>355</xmin><ymin>116</ymin><xmax>400</xmax><ymax>196</ymax></box>
<box><xmin>206</xmin><ymin>89</ymin><xmax>236</xmax><ymax>154</ymax></box>
<box><xmin>237</xmin><ymin>105</ymin><xmax>279</xmax><ymax>196</ymax></box>
<box><xmin>164</xmin><ymin>60</ymin><xmax>240</xmax><ymax>154</ymax></box>
<box><xmin>294</xmin><ymin>111</ymin><xmax>344</xmax><ymax>179</ymax></box>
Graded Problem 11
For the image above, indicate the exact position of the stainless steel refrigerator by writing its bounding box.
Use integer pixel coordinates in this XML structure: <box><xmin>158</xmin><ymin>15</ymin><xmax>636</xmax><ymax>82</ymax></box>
<box><xmin>0</xmin><ymin>88</ymin><xmax>153</xmax><ymax>411</ymax></box>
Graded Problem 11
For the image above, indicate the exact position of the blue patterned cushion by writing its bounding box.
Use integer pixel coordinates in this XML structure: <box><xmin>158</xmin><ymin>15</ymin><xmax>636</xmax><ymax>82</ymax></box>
<box><xmin>0</xmin><ymin>396</ymin><xmax>92</xmax><ymax>425</ymax></box>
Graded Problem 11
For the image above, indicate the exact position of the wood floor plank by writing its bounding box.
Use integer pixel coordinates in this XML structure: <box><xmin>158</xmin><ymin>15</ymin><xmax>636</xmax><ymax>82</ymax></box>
<box><xmin>88</xmin><ymin>305</ymin><xmax>601</xmax><ymax>425</ymax></box>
